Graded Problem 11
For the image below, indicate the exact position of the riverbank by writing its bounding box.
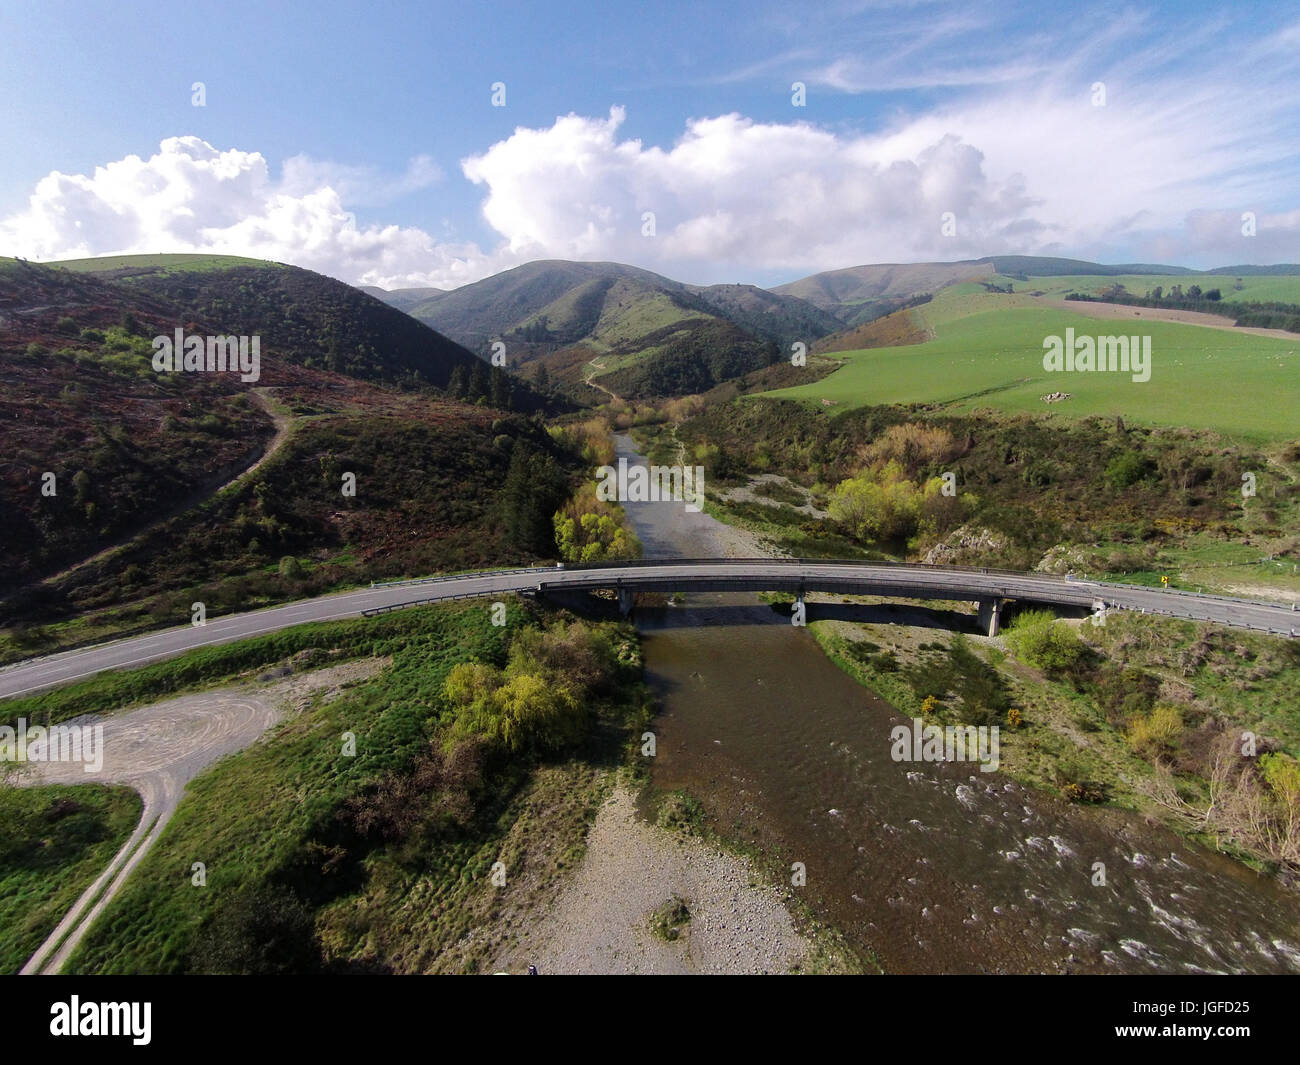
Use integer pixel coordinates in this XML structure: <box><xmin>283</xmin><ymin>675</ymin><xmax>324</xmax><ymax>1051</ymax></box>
<box><xmin>609</xmin><ymin>431</ymin><xmax>1300</xmax><ymax>973</ymax></box>
<box><xmin>490</xmin><ymin>781</ymin><xmax>859</xmax><ymax>974</ymax></box>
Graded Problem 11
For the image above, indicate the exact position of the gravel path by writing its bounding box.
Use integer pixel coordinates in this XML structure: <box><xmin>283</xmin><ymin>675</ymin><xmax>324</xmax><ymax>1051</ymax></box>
<box><xmin>15</xmin><ymin>657</ymin><xmax>385</xmax><ymax>974</ymax></box>
<box><xmin>492</xmin><ymin>787</ymin><xmax>813</xmax><ymax>974</ymax></box>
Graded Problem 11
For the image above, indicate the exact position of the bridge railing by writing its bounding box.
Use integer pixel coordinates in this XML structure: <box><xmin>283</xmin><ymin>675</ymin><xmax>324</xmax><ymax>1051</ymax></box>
<box><xmin>369</xmin><ymin>558</ymin><xmax>1296</xmax><ymax>616</ymax></box>
<box><xmin>369</xmin><ymin>566</ymin><xmax>545</xmax><ymax>589</ymax></box>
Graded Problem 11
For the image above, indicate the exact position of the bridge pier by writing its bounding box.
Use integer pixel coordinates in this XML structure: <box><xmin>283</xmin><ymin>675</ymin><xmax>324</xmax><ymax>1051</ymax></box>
<box><xmin>617</xmin><ymin>586</ymin><xmax>636</xmax><ymax>618</ymax></box>
<box><xmin>977</xmin><ymin>598</ymin><xmax>1003</xmax><ymax>637</ymax></box>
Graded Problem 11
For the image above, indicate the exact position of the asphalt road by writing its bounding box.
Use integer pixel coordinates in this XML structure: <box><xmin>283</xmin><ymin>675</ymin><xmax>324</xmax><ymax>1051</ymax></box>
<box><xmin>1</xmin><ymin>560</ymin><xmax>1296</xmax><ymax>700</ymax></box>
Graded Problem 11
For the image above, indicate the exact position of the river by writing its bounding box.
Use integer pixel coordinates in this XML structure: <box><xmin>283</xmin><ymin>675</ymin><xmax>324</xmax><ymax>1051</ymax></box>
<box><xmin>614</xmin><ymin>433</ymin><xmax>1300</xmax><ymax>974</ymax></box>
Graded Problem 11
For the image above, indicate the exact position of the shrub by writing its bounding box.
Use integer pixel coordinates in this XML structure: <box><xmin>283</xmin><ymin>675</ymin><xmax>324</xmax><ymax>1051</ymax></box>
<box><xmin>190</xmin><ymin>885</ymin><xmax>321</xmax><ymax>974</ymax></box>
<box><xmin>1105</xmin><ymin>451</ymin><xmax>1154</xmax><ymax>489</ymax></box>
<box><xmin>1003</xmin><ymin>609</ymin><xmax>1084</xmax><ymax>672</ymax></box>
<box><xmin>1126</xmin><ymin>704</ymin><xmax>1183</xmax><ymax>759</ymax></box>
<box><xmin>278</xmin><ymin>556</ymin><xmax>306</xmax><ymax>580</ymax></box>
<box><xmin>443</xmin><ymin>654</ymin><xmax>590</xmax><ymax>755</ymax></box>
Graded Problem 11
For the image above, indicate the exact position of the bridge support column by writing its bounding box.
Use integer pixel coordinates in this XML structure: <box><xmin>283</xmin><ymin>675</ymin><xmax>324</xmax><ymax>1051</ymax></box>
<box><xmin>978</xmin><ymin>598</ymin><xmax>1003</xmax><ymax>637</ymax></box>
<box><xmin>617</xmin><ymin>587</ymin><xmax>635</xmax><ymax>618</ymax></box>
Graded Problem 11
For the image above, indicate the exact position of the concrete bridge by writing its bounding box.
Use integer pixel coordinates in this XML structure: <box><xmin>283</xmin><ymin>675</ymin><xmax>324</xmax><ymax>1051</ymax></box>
<box><xmin>525</xmin><ymin>558</ymin><xmax>1296</xmax><ymax>637</ymax></box>
<box><xmin>1</xmin><ymin>559</ymin><xmax>1296</xmax><ymax>699</ymax></box>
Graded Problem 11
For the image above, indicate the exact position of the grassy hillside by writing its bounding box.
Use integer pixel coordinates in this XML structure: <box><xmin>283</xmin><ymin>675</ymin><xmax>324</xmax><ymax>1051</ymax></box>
<box><xmin>772</xmin><ymin>260</ymin><xmax>993</xmax><ymax>317</ymax></box>
<box><xmin>0</xmin><ymin>784</ymin><xmax>143</xmax><ymax>974</ymax></box>
<box><xmin>769</xmin><ymin>255</ymin><xmax>1298</xmax><ymax>323</ymax></box>
<box><xmin>1019</xmin><ymin>273</ymin><xmax>1300</xmax><ymax>304</ymax></box>
<box><xmin>407</xmin><ymin>260</ymin><xmax>674</xmax><ymax>346</ymax></box>
<box><xmin>49</xmin><ymin>253</ymin><xmax>275</xmax><ymax>274</ymax></box>
<box><xmin>597</xmin><ymin>318</ymin><xmax>780</xmax><ymax>397</ymax></box>
<box><xmin>362</xmin><ymin>285</ymin><xmax>445</xmax><ymax>313</ymax></box>
<box><xmin>684</xmin><ymin>282</ymin><xmax>844</xmax><ymax>346</ymax></box>
<box><xmin>811</xmin><ymin>302</ymin><xmax>931</xmax><ymax>354</ymax></box>
<box><xmin>763</xmin><ymin>300</ymin><xmax>1300</xmax><ymax>442</ymax></box>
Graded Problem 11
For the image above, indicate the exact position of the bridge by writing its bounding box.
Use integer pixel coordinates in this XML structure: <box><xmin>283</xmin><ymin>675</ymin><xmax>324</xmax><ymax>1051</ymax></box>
<box><xmin>1</xmin><ymin>558</ymin><xmax>1295</xmax><ymax>700</ymax></box>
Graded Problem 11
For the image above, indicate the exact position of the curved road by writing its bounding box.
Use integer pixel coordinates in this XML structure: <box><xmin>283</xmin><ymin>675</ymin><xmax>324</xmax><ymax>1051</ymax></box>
<box><xmin>1</xmin><ymin>559</ymin><xmax>1296</xmax><ymax>700</ymax></box>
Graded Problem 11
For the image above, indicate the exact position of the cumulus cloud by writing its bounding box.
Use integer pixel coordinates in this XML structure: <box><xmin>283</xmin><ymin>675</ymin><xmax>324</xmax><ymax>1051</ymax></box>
<box><xmin>461</xmin><ymin>107</ymin><xmax>1048</xmax><ymax>274</ymax></box>
<box><xmin>0</xmin><ymin>136</ymin><xmax>493</xmax><ymax>289</ymax></box>
<box><xmin>3</xmin><ymin>75</ymin><xmax>1299</xmax><ymax>291</ymax></box>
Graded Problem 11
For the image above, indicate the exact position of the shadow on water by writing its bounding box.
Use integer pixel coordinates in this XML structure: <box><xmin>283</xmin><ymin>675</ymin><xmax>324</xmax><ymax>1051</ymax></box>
<box><xmin>635</xmin><ymin>597</ymin><xmax>987</xmax><ymax>635</ymax></box>
<box><xmin>609</xmin><ymin>434</ymin><xmax>1300</xmax><ymax>974</ymax></box>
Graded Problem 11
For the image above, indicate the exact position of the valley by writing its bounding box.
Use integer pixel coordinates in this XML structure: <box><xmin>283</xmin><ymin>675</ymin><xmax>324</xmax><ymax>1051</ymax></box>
<box><xmin>2</xmin><ymin>249</ymin><xmax>1299</xmax><ymax>978</ymax></box>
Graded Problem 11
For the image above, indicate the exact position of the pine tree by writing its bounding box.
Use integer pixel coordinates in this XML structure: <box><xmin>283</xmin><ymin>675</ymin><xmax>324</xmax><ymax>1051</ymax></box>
<box><xmin>447</xmin><ymin>364</ymin><xmax>468</xmax><ymax>400</ymax></box>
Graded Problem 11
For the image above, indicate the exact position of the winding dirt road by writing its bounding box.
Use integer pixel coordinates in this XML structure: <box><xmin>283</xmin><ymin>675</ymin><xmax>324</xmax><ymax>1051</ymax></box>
<box><xmin>14</xmin><ymin>659</ymin><xmax>383</xmax><ymax>974</ymax></box>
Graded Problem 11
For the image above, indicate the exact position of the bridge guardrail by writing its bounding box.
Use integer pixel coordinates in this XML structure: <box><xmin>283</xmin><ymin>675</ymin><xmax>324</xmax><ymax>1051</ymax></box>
<box><xmin>362</xmin><ymin>588</ymin><xmax>509</xmax><ymax>616</ymax></box>
<box><xmin>369</xmin><ymin>567</ymin><xmax>544</xmax><ymax>589</ymax></box>
<box><xmin>370</xmin><ymin>559</ymin><xmax>1296</xmax><ymax>619</ymax></box>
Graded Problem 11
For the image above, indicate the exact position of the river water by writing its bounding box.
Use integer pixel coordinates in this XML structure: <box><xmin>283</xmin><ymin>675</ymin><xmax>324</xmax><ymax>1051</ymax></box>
<box><xmin>614</xmin><ymin>434</ymin><xmax>1300</xmax><ymax>974</ymax></box>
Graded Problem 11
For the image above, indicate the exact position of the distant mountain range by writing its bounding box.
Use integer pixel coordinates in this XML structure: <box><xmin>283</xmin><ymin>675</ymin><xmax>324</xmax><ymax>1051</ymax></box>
<box><xmin>366</xmin><ymin>255</ymin><xmax>1300</xmax><ymax>397</ymax></box>
<box><xmin>364</xmin><ymin>259</ymin><xmax>844</xmax><ymax>399</ymax></box>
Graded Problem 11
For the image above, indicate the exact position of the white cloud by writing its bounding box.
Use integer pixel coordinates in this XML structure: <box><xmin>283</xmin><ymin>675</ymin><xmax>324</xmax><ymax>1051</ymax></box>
<box><xmin>0</xmin><ymin>136</ymin><xmax>492</xmax><ymax>289</ymax></box>
<box><xmin>460</xmin><ymin>107</ymin><xmax>1048</xmax><ymax>274</ymax></box>
<box><xmin>3</xmin><ymin>61</ymin><xmax>1299</xmax><ymax>294</ymax></box>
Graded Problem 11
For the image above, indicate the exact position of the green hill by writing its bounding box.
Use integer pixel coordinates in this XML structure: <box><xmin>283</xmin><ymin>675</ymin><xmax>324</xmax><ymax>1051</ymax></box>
<box><xmin>773</xmin><ymin>255</ymin><xmax>1300</xmax><ymax>324</ymax></box>
<box><xmin>0</xmin><ymin>256</ymin><xmax>561</xmax><ymax>639</ymax></box>
<box><xmin>45</xmin><ymin>255</ymin><xmax>483</xmax><ymax>391</ymax></box>
<box><xmin>772</xmin><ymin>261</ymin><xmax>994</xmax><ymax>323</ymax></box>
<box><xmin>402</xmin><ymin>259</ymin><xmax>838</xmax><ymax>399</ymax></box>
<box><xmin>49</xmin><ymin>253</ymin><xmax>275</xmax><ymax>274</ymax></box>
<box><xmin>363</xmin><ymin>285</ymin><xmax>446</xmax><ymax>313</ymax></box>
<box><xmin>762</xmin><ymin>293</ymin><xmax>1300</xmax><ymax>442</ymax></box>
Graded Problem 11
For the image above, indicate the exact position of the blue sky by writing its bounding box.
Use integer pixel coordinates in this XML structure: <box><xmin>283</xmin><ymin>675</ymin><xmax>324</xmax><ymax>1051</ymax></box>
<box><xmin>2</xmin><ymin>0</ymin><xmax>1298</xmax><ymax>288</ymax></box>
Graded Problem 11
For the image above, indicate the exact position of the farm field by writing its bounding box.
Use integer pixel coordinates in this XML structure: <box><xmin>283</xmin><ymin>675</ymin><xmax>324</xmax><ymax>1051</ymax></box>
<box><xmin>762</xmin><ymin>298</ymin><xmax>1300</xmax><ymax>442</ymax></box>
<box><xmin>1018</xmin><ymin>272</ymin><xmax>1300</xmax><ymax>304</ymax></box>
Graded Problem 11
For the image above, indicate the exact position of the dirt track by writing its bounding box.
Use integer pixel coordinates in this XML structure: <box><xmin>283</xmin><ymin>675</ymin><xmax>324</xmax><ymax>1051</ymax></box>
<box><xmin>14</xmin><ymin>658</ymin><xmax>385</xmax><ymax>974</ymax></box>
<box><xmin>1039</xmin><ymin>298</ymin><xmax>1300</xmax><ymax>341</ymax></box>
<box><xmin>36</xmin><ymin>389</ymin><xmax>293</xmax><ymax>588</ymax></box>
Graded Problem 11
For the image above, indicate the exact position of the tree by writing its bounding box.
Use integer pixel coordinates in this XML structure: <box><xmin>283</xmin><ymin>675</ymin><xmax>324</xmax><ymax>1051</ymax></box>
<box><xmin>446</xmin><ymin>364</ymin><xmax>468</xmax><ymax>400</ymax></box>
<box><xmin>828</xmin><ymin>461</ymin><xmax>923</xmax><ymax>542</ymax></box>
<box><xmin>553</xmin><ymin>483</ymin><xmax>639</xmax><ymax>562</ymax></box>
<box><xmin>1105</xmin><ymin>450</ymin><xmax>1154</xmax><ymax>489</ymax></box>
<box><xmin>501</xmin><ymin>442</ymin><xmax>567</xmax><ymax>554</ymax></box>
<box><xmin>489</xmin><ymin>365</ymin><xmax>511</xmax><ymax>409</ymax></box>
<box><xmin>470</xmin><ymin>360</ymin><xmax>490</xmax><ymax>400</ymax></box>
